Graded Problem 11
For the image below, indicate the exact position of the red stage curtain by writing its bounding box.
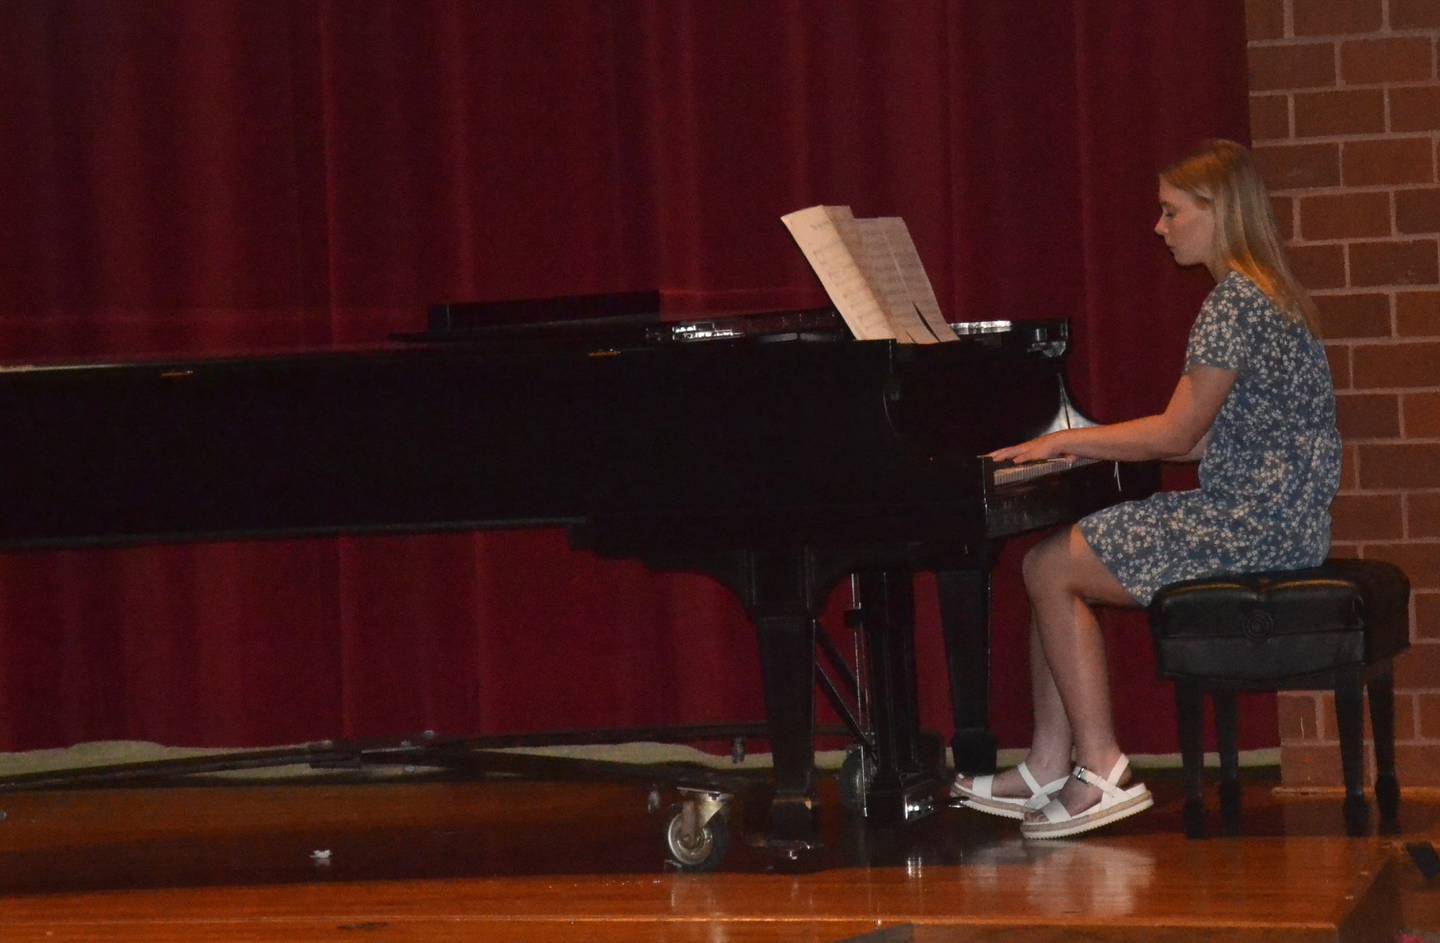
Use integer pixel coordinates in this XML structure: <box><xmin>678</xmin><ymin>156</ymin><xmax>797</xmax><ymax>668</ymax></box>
<box><xmin>0</xmin><ymin>0</ymin><xmax>1256</xmax><ymax>755</ymax></box>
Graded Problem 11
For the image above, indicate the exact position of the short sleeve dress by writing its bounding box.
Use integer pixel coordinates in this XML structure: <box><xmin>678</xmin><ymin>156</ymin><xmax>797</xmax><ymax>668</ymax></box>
<box><xmin>1077</xmin><ymin>271</ymin><xmax>1341</xmax><ymax>605</ymax></box>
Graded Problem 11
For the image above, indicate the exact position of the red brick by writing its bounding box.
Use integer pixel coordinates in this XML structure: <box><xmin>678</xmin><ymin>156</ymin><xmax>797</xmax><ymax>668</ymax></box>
<box><xmin>1396</xmin><ymin>292</ymin><xmax>1440</xmax><ymax>336</ymax></box>
<box><xmin>1411</xmin><ymin>696</ymin><xmax>1440</xmax><ymax>742</ymax></box>
<box><xmin>1391</xmin><ymin>87</ymin><xmax>1440</xmax><ymax>134</ymax></box>
<box><xmin>1408</xmin><ymin>693</ymin><xmax>1433</xmax><ymax>740</ymax></box>
<box><xmin>1279</xmin><ymin>692</ymin><xmax>1322</xmax><ymax>740</ymax></box>
<box><xmin>1341</xmin><ymin>443</ymin><xmax>1360</xmax><ymax>487</ymax></box>
<box><xmin>1316</xmin><ymin>691</ymin><xmax>1339</xmax><ymax>742</ymax></box>
<box><xmin>1336</xmin><ymin>391</ymin><xmax>1401</xmax><ymax>437</ymax></box>
<box><xmin>1256</xmin><ymin>142</ymin><xmax>1342</xmax><ymax>190</ymax></box>
<box><xmin>1364</xmin><ymin>542</ymin><xmax>1440</xmax><ymax>589</ymax></box>
<box><xmin>1395</xmin><ymin>692</ymin><xmax>1419</xmax><ymax>741</ymax></box>
<box><xmin>1398</xmin><ymin>188</ymin><xmax>1440</xmax><ymax>234</ymax></box>
<box><xmin>1406</xmin><ymin>391</ymin><xmax>1440</xmax><ymax>437</ymax></box>
<box><xmin>1394</xmin><ymin>639</ymin><xmax>1440</xmax><ymax>688</ymax></box>
<box><xmin>1331</xmin><ymin>492</ymin><xmax>1404</xmax><ymax>540</ymax></box>
<box><xmin>1273</xmin><ymin>195</ymin><xmax>1296</xmax><ymax>239</ymax></box>
<box><xmin>1281</xmin><ymin>742</ymin><xmax>1343</xmax><ymax>786</ymax></box>
<box><xmin>1411</xmin><ymin>494</ymin><xmax>1440</xmax><ymax>539</ymax></box>
<box><xmin>1326</xmin><ymin>343</ymin><xmax>1353</xmax><ymax>388</ymax></box>
<box><xmin>1349</xmin><ymin>239</ymin><xmax>1440</xmax><ymax>287</ymax></box>
<box><xmin>1356</xmin><ymin>443</ymin><xmax>1440</xmax><ymax>487</ymax></box>
<box><xmin>1342</xmin><ymin>139</ymin><xmax>1436</xmax><ymax>186</ymax></box>
<box><xmin>1315</xmin><ymin>292</ymin><xmax>1391</xmax><ymax>337</ymax></box>
<box><xmin>1290</xmin><ymin>243</ymin><xmax>1348</xmax><ymax>289</ymax></box>
<box><xmin>1418</xmin><ymin>592</ymin><xmax>1440</xmax><ymax>641</ymax></box>
<box><xmin>1294</xmin><ymin>88</ymin><xmax>1386</xmax><ymax>137</ymax></box>
<box><xmin>1248</xmin><ymin>43</ymin><xmax>1338</xmax><ymax>91</ymax></box>
<box><xmin>1250</xmin><ymin>93</ymin><xmax>1291</xmax><ymax>141</ymax></box>
<box><xmin>1340</xmin><ymin>38</ymin><xmax>1436</xmax><ymax>84</ymax></box>
<box><xmin>1392</xmin><ymin>0</ymin><xmax>1440</xmax><ymax>29</ymax></box>
<box><xmin>1393</xmin><ymin>744</ymin><xmax>1440</xmax><ymax>788</ymax></box>
<box><xmin>1293</xmin><ymin>0</ymin><xmax>1383</xmax><ymax>34</ymax></box>
<box><xmin>1352</xmin><ymin>342</ymin><xmax>1440</xmax><ymax>388</ymax></box>
<box><xmin>1300</xmin><ymin>193</ymin><xmax>1392</xmax><ymax>241</ymax></box>
<box><xmin>1247</xmin><ymin>0</ymin><xmax>1286</xmax><ymax>40</ymax></box>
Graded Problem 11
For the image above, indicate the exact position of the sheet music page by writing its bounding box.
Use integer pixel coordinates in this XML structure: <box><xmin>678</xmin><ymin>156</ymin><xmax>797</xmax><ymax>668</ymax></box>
<box><xmin>842</xmin><ymin>217</ymin><xmax>938</xmax><ymax>344</ymax></box>
<box><xmin>876</xmin><ymin>217</ymin><xmax>957</xmax><ymax>342</ymax></box>
<box><xmin>780</xmin><ymin>205</ymin><xmax>896</xmax><ymax>341</ymax></box>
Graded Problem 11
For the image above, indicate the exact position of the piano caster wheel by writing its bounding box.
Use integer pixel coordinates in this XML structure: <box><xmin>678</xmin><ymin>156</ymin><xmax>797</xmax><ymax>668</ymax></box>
<box><xmin>839</xmin><ymin>745</ymin><xmax>875</xmax><ymax>817</ymax></box>
<box><xmin>664</xmin><ymin>805</ymin><xmax>730</xmax><ymax>872</ymax></box>
<box><xmin>665</xmin><ymin>806</ymin><xmax>731</xmax><ymax>875</ymax></box>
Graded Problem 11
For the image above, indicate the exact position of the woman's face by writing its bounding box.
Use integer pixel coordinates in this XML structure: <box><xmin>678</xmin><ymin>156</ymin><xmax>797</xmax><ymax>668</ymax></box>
<box><xmin>1155</xmin><ymin>180</ymin><xmax>1217</xmax><ymax>271</ymax></box>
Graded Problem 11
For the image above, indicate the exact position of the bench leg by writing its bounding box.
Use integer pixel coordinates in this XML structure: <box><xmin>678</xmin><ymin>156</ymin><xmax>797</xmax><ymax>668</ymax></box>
<box><xmin>1368</xmin><ymin>669</ymin><xmax>1400</xmax><ymax>831</ymax></box>
<box><xmin>1336</xmin><ymin>671</ymin><xmax>1369</xmax><ymax>837</ymax></box>
<box><xmin>1176</xmin><ymin>681</ymin><xmax>1206</xmax><ymax>838</ymax></box>
<box><xmin>1214</xmin><ymin>690</ymin><xmax>1241</xmax><ymax>834</ymax></box>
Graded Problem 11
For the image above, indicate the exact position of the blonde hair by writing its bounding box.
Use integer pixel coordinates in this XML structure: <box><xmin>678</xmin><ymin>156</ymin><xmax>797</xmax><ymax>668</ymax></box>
<box><xmin>1161</xmin><ymin>139</ymin><xmax>1319</xmax><ymax>333</ymax></box>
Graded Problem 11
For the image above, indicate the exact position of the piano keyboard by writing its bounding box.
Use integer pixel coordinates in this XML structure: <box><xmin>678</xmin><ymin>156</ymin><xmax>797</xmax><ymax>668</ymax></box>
<box><xmin>988</xmin><ymin>455</ymin><xmax>1097</xmax><ymax>488</ymax></box>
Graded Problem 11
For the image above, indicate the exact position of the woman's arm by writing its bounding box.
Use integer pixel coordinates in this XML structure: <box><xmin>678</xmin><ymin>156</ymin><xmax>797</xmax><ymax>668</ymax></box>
<box><xmin>989</xmin><ymin>364</ymin><xmax>1237</xmax><ymax>464</ymax></box>
<box><xmin>1170</xmin><ymin>429</ymin><xmax>1213</xmax><ymax>463</ymax></box>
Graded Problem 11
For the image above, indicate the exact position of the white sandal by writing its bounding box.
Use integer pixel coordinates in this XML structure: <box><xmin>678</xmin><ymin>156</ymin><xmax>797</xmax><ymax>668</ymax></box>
<box><xmin>1020</xmin><ymin>755</ymin><xmax>1153</xmax><ymax>840</ymax></box>
<box><xmin>949</xmin><ymin>761</ymin><xmax>1068</xmax><ymax>820</ymax></box>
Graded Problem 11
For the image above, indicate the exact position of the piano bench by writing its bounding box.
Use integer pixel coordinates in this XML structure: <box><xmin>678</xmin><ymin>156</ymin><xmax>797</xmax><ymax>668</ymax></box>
<box><xmin>1147</xmin><ymin>559</ymin><xmax>1410</xmax><ymax>838</ymax></box>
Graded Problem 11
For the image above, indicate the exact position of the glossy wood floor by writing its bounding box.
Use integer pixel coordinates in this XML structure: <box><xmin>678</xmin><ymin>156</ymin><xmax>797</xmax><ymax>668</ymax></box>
<box><xmin>0</xmin><ymin>763</ymin><xmax>1435</xmax><ymax>942</ymax></box>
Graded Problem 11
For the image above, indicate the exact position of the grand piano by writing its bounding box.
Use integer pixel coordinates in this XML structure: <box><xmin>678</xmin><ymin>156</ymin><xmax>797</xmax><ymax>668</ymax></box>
<box><xmin>0</xmin><ymin>292</ymin><xmax>1156</xmax><ymax>847</ymax></box>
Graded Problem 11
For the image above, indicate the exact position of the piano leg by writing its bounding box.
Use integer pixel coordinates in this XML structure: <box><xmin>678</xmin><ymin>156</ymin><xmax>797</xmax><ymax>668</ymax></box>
<box><xmin>853</xmin><ymin>569</ymin><xmax>941</xmax><ymax>824</ymax></box>
<box><xmin>638</xmin><ymin>546</ymin><xmax>942</xmax><ymax>847</ymax></box>
<box><xmin>937</xmin><ymin>564</ymin><xmax>999</xmax><ymax>776</ymax></box>
<box><xmin>636</xmin><ymin>546</ymin><xmax>826</xmax><ymax>848</ymax></box>
<box><xmin>752</xmin><ymin>609</ymin><xmax>819</xmax><ymax>846</ymax></box>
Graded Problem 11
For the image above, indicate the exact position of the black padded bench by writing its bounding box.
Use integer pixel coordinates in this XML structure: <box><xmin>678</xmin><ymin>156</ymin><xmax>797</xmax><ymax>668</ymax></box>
<box><xmin>1148</xmin><ymin>558</ymin><xmax>1410</xmax><ymax>837</ymax></box>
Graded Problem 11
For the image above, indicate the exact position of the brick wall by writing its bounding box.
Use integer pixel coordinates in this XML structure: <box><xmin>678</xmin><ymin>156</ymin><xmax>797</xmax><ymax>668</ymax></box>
<box><xmin>1245</xmin><ymin>0</ymin><xmax>1440</xmax><ymax>788</ymax></box>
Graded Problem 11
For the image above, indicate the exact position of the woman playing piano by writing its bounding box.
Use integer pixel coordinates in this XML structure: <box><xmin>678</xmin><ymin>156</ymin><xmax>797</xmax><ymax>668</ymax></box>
<box><xmin>950</xmin><ymin>139</ymin><xmax>1340</xmax><ymax>839</ymax></box>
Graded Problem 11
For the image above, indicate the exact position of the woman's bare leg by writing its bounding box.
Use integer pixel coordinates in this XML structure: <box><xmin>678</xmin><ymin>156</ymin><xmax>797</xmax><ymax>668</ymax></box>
<box><xmin>953</xmin><ymin>526</ymin><xmax>1123</xmax><ymax>800</ymax></box>
<box><xmin>1020</xmin><ymin>524</ymin><xmax>1140</xmax><ymax>820</ymax></box>
<box><xmin>953</xmin><ymin>619</ymin><xmax>1073</xmax><ymax>799</ymax></box>
<box><xmin>1026</xmin><ymin>615</ymin><xmax>1075</xmax><ymax>775</ymax></box>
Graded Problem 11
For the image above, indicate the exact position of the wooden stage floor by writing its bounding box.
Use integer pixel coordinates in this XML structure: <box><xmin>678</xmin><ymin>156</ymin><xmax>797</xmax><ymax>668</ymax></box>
<box><xmin>0</xmin><ymin>763</ymin><xmax>1437</xmax><ymax>942</ymax></box>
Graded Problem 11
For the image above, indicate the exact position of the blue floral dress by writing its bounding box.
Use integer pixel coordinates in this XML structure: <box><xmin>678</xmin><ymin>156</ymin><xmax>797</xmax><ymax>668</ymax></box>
<box><xmin>1078</xmin><ymin>271</ymin><xmax>1341</xmax><ymax>605</ymax></box>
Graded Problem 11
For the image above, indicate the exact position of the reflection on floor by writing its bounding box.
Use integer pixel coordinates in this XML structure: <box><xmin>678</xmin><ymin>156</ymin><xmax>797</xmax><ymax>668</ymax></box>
<box><xmin>0</xmin><ymin>763</ymin><xmax>1435</xmax><ymax>942</ymax></box>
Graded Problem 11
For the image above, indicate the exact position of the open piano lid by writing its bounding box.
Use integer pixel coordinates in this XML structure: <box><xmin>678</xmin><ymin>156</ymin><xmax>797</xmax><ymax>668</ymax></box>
<box><xmin>411</xmin><ymin>289</ymin><xmax>1067</xmax><ymax>354</ymax></box>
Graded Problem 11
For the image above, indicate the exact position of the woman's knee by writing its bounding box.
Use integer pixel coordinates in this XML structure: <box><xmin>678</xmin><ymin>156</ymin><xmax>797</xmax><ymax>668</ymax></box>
<box><xmin>1021</xmin><ymin>530</ymin><xmax>1070</xmax><ymax>596</ymax></box>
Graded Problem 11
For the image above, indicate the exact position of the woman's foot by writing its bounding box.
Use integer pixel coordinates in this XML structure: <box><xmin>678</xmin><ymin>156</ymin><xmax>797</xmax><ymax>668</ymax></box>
<box><xmin>950</xmin><ymin>760</ymin><xmax>1069</xmax><ymax>819</ymax></box>
<box><xmin>1021</xmin><ymin>754</ymin><xmax>1153</xmax><ymax>839</ymax></box>
<box><xmin>1023</xmin><ymin>750</ymin><xmax>1124</xmax><ymax>821</ymax></box>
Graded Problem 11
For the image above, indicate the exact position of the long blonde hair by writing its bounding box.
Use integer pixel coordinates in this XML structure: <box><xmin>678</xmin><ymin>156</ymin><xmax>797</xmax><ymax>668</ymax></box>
<box><xmin>1161</xmin><ymin>139</ymin><xmax>1319</xmax><ymax>333</ymax></box>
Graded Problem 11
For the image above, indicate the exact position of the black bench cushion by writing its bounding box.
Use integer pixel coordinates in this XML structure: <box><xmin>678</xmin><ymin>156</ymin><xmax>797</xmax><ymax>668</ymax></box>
<box><xmin>1148</xmin><ymin>559</ymin><xmax>1410</xmax><ymax>684</ymax></box>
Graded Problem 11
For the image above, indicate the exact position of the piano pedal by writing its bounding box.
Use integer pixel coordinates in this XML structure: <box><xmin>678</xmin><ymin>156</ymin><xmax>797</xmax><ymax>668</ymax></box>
<box><xmin>903</xmin><ymin>784</ymin><xmax>938</xmax><ymax>822</ymax></box>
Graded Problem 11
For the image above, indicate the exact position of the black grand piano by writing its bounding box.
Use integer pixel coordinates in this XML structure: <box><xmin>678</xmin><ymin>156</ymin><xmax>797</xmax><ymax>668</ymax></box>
<box><xmin>0</xmin><ymin>293</ymin><xmax>1156</xmax><ymax>848</ymax></box>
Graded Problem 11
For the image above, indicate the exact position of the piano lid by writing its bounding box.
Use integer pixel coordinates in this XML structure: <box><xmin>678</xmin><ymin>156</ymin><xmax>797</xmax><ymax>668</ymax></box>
<box><xmin>412</xmin><ymin>290</ymin><xmax>1071</xmax><ymax>358</ymax></box>
<box><xmin>409</xmin><ymin>290</ymin><xmax>845</xmax><ymax>349</ymax></box>
<box><xmin>428</xmin><ymin>290</ymin><xmax>662</xmax><ymax>333</ymax></box>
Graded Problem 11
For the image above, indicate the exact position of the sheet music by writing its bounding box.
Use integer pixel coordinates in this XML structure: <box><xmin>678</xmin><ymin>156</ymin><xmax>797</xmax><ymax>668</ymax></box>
<box><xmin>838</xmin><ymin>217</ymin><xmax>939</xmax><ymax>344</ymax></box>
<box><xmin>875</xmin><ymin>217</ymin><xmax>956</xmax><ymax>342</ymax></box>
<box><xmin>781</xmin><ymin>205</ymin><xmax>896</xmax><ymax>341</ymax></box>
<box><xmin>782</xmin><ymin>205</ymin><xmax>952</xmax><ymax>344</ymax></box>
